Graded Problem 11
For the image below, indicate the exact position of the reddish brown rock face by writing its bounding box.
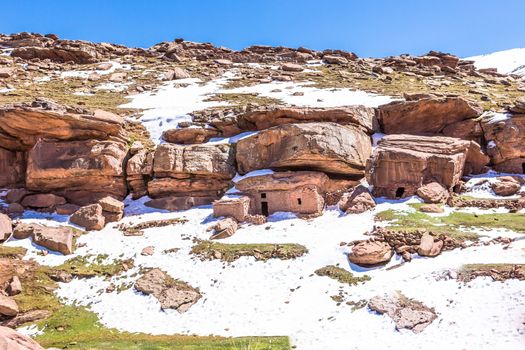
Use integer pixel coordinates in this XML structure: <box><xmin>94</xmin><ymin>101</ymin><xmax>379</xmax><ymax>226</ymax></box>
<box><xmin>26</xmin><ymin>139</ymin><xmax>128</xmax><ymax>205</ymax></box>
<box><xmin>146</xmin><ymin>143</ymin><xmax>236</xmax><ymax>210</ymax></box>
<box><xmin>366</xmin><ymin>134</ymin><xmax>471</xmax><ymax>198</ymax></box>
<box><xmin>482</xmin><ymin>114</ymin><xmax>525</xmax><ymax>173</ymax></box>
<box><xmin>237</xmin><ymin>106</ymin><xmax>377</xmax><ymax>134</ymax></box>
<box><xmin>377</xmin><ymin>97</ymin><xmax>482</xmax><ymax>135</ymax></box>
<box><xmin>236</xmin><ymin>123</ymin><xmax>372</xmax><ymax>176</ymax></box>
<box><xmin>0</xmin><ymin>147</ymin><xmax>25</xmax><ymax>188</ymax></box>
<box><xmin>162</xmin><ymin>127</ymin><xmax>220</xmax><ymax>144</ymax></box>
<box><xmin>234</xmin><ymin>171</ymin><xmax>328</xmax><ymax>217</ymax></box>
<box><xmin>0</xmin><ymin>103</ymin><xmax>123</xmax><ymax>152</ymax></box>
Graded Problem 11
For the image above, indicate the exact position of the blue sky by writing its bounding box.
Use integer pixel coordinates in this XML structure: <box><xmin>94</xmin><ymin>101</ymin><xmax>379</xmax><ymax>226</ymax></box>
<box><xmin>1</xmin><ymin>0</ymin><xmax>524</xmax><ymax>58</ymax></box>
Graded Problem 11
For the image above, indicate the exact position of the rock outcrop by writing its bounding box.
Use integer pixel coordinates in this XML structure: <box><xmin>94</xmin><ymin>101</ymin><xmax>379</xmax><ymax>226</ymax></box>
<box><xmin>348</xmin><ymin>241</ymin><xmax>393</xmax><ymax>266</ymax></box>
<box><xmin>236</xmin><ymin>123</ymin><xmax>372</xmax><ymax>176</ymax></box>
<box><xmin>0</xmin><ymin>214</ymin><xmax>12</xmax><ymax>242</ymax></box>
<box><xmin>0</xmin><ymin>326</ymin><xmax>45</xmax><ymax>350</ymax></box>
<box><xmin>134</xmin><ymin>269</ymin><xmax>201</xmax><ymax>312</ymax></box>
<box><xmin>147</xmin><ymin>143</ymin><xmax>235</xmax><ymax>210</ymax></box>
<box><xmin>377</xmin><ymin>96</ymin><xmax>482</xmax><ymax>135</ymax></box>
<box><xmin>337</xmin><ymin>185</ymin><xmax>376</xmax><ymax>214</ymax></box>
<box><xmin>237</xmin><ymin>106</ymin><xmax>377</xmax><ymax>134</ymax></box>
<box><xmin>368</xmin><ymin>293</ymin><xmax>437</xmax><ymax>333</ymax></box>
<box><xmin>70</xmin><ymin>204</ymin><xmax>105</xmax><ymax>231</ymax></box>
<box><xmin>31</xmin><ymin>225</ymin><xmax>75</xmax><ymax>255</ymax></box>
<box><xmin>482</xmin><ymin>113</ymin><xmax>525</xmax><ymax>173</ymax></box>
<box><xmin>366</xmin><ymin>135</ymin><xmax>473</xmax><ymax>198</ymax></box>
<box><xmin>0</xmin><ymin>101</ymin><xmax>124</xmax><ymax>151</ymax></box>
<box><xmin>26</xmin><ymin>139</ymin><xmax>128</xmax><ymax>205</ymax></box>
<box><xmin>233</xmin><ymin>171</ymin><xmax>329</xmax><ymax>217</ymax></box>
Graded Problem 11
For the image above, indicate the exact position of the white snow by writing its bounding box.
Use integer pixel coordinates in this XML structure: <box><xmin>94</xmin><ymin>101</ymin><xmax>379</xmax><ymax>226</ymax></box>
<box><xmin>226</xmin><ymin>81</ymin><xmax>396</xmax><ymax>108</ymax></box>
<box><xmin>466</xmin><ymin>48</ymin><xmax>525</xmax><ymax>76</ymax></box>
<box><xmin>0</xmin><ymin>88</ymin><xmax>14</xmax><ymax>94</ymax></box>
<box><xmin>464</xmin><ymin>171</ymin><xmax>525</xmax><ymax>199</ymax></box>
<box><xmin>121</xmin><ymin>70</ymin><xmax>396</xmax><ymax>144</ymax></box>
<box><xmin>60</xmin><ymin>61</ymin><xmax>131</xmax><ymax>79</ymax></box>
<box><xmin>11</xmin><ymin>194</ymin><xmax>521</xmax><ymax>350</ymax></box>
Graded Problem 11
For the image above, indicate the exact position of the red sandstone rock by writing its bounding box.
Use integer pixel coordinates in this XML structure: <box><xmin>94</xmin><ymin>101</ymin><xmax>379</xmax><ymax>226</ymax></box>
<box><xmin>213</xmin><ymin>196</ymin><xmax>250</xmax><ymax>221</ymax></box>
<box><xmin>32</xmin><ymin>225</ymin><xmax>75</xmax><ymax>255</ymax></box>
<box><xmin>237</xmin><ymin>106</ymin><xmax>377</xmax><ymax>133</ymax></box>
<box><xmin>366</xmin><ymin>134</ymin><xmax>471</xmax><ymax>199</ymax></box>
<box><xmin>70</xmin><ymin>204</ymin><xmax>105</xmax><ymax>231</ymax></box>
<box><xmin>348</xmin><ymin>241</ymin><xmax>393</xmax><ymax>266</ymax></box>
<box><xmin>162</xmin><ymin>127</ymin><xmax>220</xmax><ymax>144</ymax></box>
<box><xmin>416</xmin><ymin>182</ymin><xmax>449</xmax><ymax>204</ymax></box>
<box><xmin>235</xmin><ymin>171</ymin><xmax>328</xmax><ymax>217</ymax></box>
<box><xmin>0</xmin><ymin>213</ymin><xmax>12</xmax><ymax>242</ymax></box>
<box><xmin>236</xmin><ymin>123</ymin><xmax>371</xmax><ymax>176</ymax></box>
<box><xmin>482</xmin><ymin>113</ymin><xmax>525</xmax><ymax>173</ymax></box>
<box><xmin>26</xmin><ymin>139</ymin><xmax>128</xmax><ymax>205</ymax></box>
<box><xmin>377</xmin><ymin>97</ymin><xmax>482</xmax><ymax>135</ymax></box>
<box><xmin>338</xmin><ymin>185</ymin><xmax>376</xmax><ymax>214</ymax></box>
<box><xmin>0</xmin><ymin>325</ymin><xmax>45</xmax><ymax>350</ymax></box>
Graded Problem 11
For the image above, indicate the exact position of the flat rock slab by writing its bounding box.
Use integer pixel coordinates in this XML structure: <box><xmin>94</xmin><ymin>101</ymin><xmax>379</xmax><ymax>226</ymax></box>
<box><xmin>368</xmin><ymin>293</ymin><xmax>437</xmax><ymax>333</ymax></box>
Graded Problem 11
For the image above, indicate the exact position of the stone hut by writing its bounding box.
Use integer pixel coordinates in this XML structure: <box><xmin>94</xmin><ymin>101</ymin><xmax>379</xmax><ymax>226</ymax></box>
<box><xmin>213</xmin><ymin>171</ymin><xmax>329</xmax><ymax>219</ymax></box>
<box><xmin>366</xmin><ymin>134</ymin><xmax>472</xmax><ymax>199</ymax></box>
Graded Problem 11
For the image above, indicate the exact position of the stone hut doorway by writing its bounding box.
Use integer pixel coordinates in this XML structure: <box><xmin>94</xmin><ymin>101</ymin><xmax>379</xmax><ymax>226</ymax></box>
<box><xmin>522</xmin><ymin>163</ymin><xmax>525</xmax><ymax>174</ymax></box>
<box><xmin>261</xmin><ymin>201</ymin><xmax>269</xmax><ymax>216</ymax></box>
<box><xmin>395</xmin><ymin>187</ymin><xmax>405</xmax><ymax>198</ymax></box>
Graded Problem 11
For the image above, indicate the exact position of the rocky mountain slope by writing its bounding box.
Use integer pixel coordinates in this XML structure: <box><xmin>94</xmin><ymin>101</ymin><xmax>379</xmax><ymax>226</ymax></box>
<box><xmin>0</xmin><ymin>32</ymin><xmax>524</xmax><ymax>350</ymax></box>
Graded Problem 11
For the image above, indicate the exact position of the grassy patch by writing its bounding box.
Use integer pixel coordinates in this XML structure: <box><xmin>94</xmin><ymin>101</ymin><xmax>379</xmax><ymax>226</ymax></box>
<box><xmin>0</xmin><ymin>245</ymin><xmax>27</xmax><ymax>259</ymax></box>
<box><xmin>55</xmin><ymin>255</ymin><xmax>133</xmax><ymax>278</ymax></box>
<box><xmin>204</xmin><ymin>93</ymin><xmax>282</xmax><ymax>107</ymax></box>
<box><xmin>35</xmin><ymin>306</ymin><xmax>290</xmax><ymax>350</ymax></box>
<box><xmin>315</xmin><ymin>265</ymin><xmax>370</xmax><ymax>285</ymax></box>
<box><xmin>458</xmin><ymin>264</ymin><xmax>525</xmax><ymax>282</ymax></box>
<box><xmin>191</xmin><ymin>241</ymin><xmax>308</xmax><ymax>262</ymax></box>
<box><xmin>118</xmin><ymin>217</ymin><xmax>188</xmax><ymax>236</ymax></box>
<box><xmin>375</xmin><ymin>205</ymin><xmax>525</xmax><ymax>241</ymax></box>
<box><xmin>296</xmin><ymin>65</ymin><xmax>523</xmax><ymax>110</ymax></box>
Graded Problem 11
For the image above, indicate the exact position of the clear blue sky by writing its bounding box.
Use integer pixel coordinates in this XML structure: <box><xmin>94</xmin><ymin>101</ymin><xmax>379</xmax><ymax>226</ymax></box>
<box><xmin>2</xmin><ymin>0</ymin><xmax>524</xmax><ymax>58</ymax></box>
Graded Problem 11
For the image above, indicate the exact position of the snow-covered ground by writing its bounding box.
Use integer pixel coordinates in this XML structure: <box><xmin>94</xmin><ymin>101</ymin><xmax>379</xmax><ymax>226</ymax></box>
<box><xmin>4</xmin><ymin>185</ymin><xmax>525</xmax><ymax>350</ymax></box>
<box><xmin>466</xmin><ymin>48</ymin><xmax>525</xmax><ymax>76</ymax></box>
<box><xmin>121</xmin><ymin>70</ymin><xmax>396</xmax><ymax>144</ymax></box>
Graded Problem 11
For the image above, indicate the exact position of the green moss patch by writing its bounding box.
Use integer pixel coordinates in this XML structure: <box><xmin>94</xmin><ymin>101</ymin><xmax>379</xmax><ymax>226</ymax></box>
<box><xmin>315</xmin><ymin>265</ymin><xmax>370</xmax><ymax>285</ymax></box>
<box><xmin>191</xmin><ymin>241</ymin><xmax>308</xmax><ymax>262</ymax></box>
<box><xmin>375</xmin><ymin>205</ymin><xmax>525</xmax><ymax>242</ymax></box>
<box><xmin>35</xmin><ymin>306</ymin><xmax>290</xmax><ymax>350</ymax></box>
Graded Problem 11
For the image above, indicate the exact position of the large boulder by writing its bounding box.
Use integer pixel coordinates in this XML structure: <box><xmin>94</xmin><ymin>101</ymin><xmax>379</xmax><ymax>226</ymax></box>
<box><xmin>0</xmin><ymin>326</ymin><xmax>45</xmax><ymax>350</ymax></box>
<box><xmin>377</xmin><ymin>97</ymin><xmax>482</xmax><ymax>135</ymax></box>
<box><xmin>416</xmin><ymin>182</ymin><xmax>449</xmax><ymax>204</ymax></box>
<box><xmin>70</xmin><ymin>204</ymin><xmax>105</xmax><ymax>231</ymax></box>
<box><xmin>20</xmin><ymin>193</ymin><xmax>66</xmax><ymax>209</ymax></box>
<box><xmin>237</xmin><ymin>106</ymin><xmax>377</xmax><ymax>134</ymax></box>
<box><xmin>236</xmin><ymin>123</ymin><xmax>372</xmax><ymax>176</ymax></box>
<box><xmin>32</xmin><ymin>225</ymin><xmax>75</xmax><ymax>255</ymax></box>
<box><xmin>11</xmin><ymin>40</ymin><xmax>100</xmax><ymax>64</ymax></box>
<box><xmin>0</xmin><ymin>101</ymin><xmax>123</xmax><ymax>151</ymax></box>
<box><xmin>482</xmin><ymin>113</ymin><xmax>525</xmax><ymax>173</ymax></box>
<box><xmin>26</xmin><ymin>139</ymin><xmax>128</xmax><ymax>205</ymax></box>
<box><xmin>134</xmin><ymin>269</ymin><xmax>201</xmax><ymax>312</ymax></box>
<box><xmin>337</xmin><ymin>185</ymin><xmax>376</xmax><ymax>214</ymax></box>
<box><xmin>366</xmin><ymin>134</ymin><xmax>471</xmax><ymax>198</ymax></box>
<box><xmin>491</xmin><ymin>176</ymin><xmax>523</xmax><ymax>196</ymax></box>
<box><xmin>417</xmin><ymin>233</ymin><xmax>443</xmax><ymax>257</ymax></box>
<box><xmin>147</xmin><ymin>144</ymin><xmax>235</xmax><ymax>209</ymax></box>
<box><xmin>0</xmin><ymin>213</ymin><xmax>12</xmax><ymax>242</ymax></box>
<box><xmin>162</xmin><ymin>127</ymin><xmax>220</xmax><ymax>144</ymax></box>
<box><xmin>348</xmin><ymin>241</ymin><xmax>393</xmax><ymax>266</ymax></box>
<box><xmin>368</xmin><ymin>293</ymin><xmax>437</xmax><ymax>333</ymax></box>
<box><xmin>0</xmin><ymin>295</ymin><xmax>19</xmax><ymax>317</ymax></box>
